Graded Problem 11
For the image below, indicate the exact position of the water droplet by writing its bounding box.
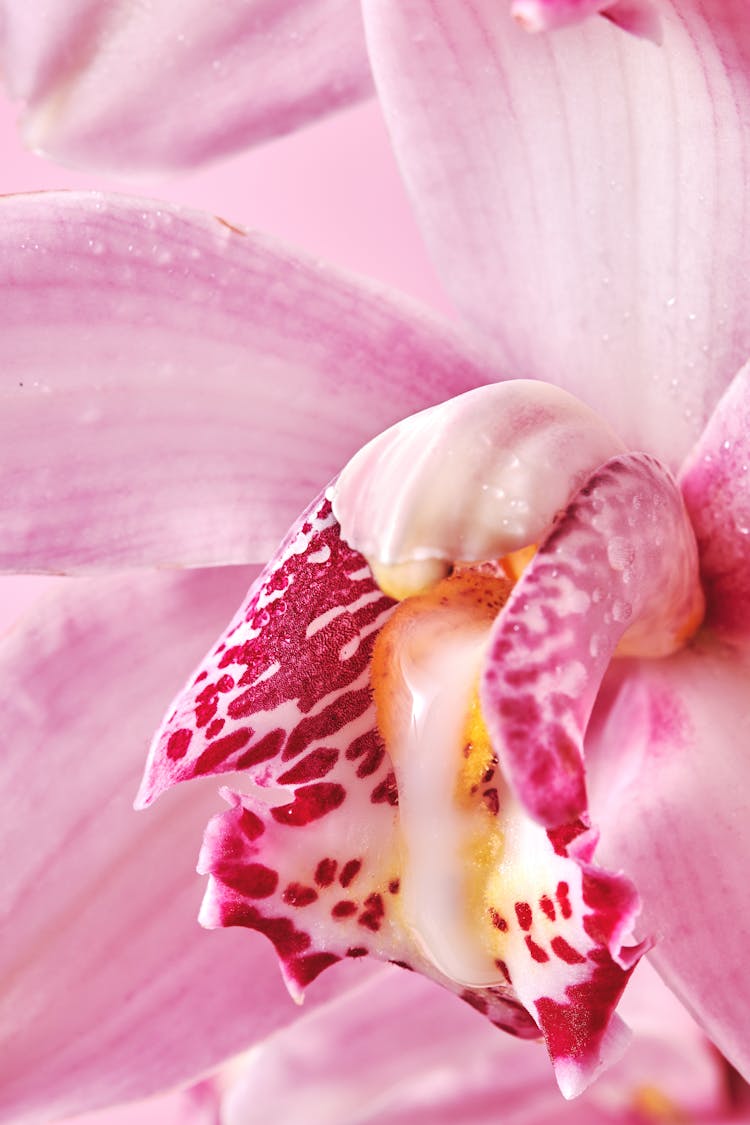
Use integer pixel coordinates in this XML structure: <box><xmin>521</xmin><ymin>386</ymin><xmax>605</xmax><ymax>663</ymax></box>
<box><xmin>607</xmin><ymin>536</ymin><xmax>635</xmax><ymax>571</ymax></box>
<box><xmin>612</xmin><ymin>599</ymin><xmax>632</xmax><ymax>624</ymax></box>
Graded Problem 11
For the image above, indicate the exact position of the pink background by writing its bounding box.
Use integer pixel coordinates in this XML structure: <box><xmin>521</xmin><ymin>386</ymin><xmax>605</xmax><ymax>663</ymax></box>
<box><xmin>0</xmin><ymin>90</ymin><xmax>448</xmax><ymax>623</ymax></box>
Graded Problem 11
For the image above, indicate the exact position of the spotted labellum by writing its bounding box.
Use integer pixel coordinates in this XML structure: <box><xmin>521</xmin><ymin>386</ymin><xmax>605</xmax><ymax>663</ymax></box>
<box><xmin>139</xmin><ymin>380</ymin><xmax>705</xmax><ymax>1098</ymax></box>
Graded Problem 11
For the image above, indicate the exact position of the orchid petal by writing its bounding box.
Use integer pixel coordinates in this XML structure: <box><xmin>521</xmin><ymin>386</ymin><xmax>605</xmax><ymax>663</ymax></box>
<box><xmin>145</xmin><ymin>492</ymin><xmax>653</xmax><ymax>1096</ymax></box>
<box><xmin>588</xmin><ymin>645</ymin><xmax>750</xmax><ymax>1083</ymax></box>
<box><xmin>0</xmin><ymin>566</ymin><xmax>379</xmax><ymax>1123</ymax></box>
<box><xmin>58</xmin><ymin>1080</ymin><xmax>219</xmax><ymax>1125</ymax></box>
<box><xmin>0</xmin><ymin>1</ymin><xmax>373</xmax><ymax>173</ymax></box>
<box><xmin>481</xmin><ymin>453</ymin><xmax>703</xmax><ymax>827</ymax></box>
<box><xmin>363</xmin><ymin>0</ymin><xmax>750</xmax><ymax>467</ymax></box>
<box><xmin>511</xmin><ymin>0</ymin><xmax>662</xmax><ymax>41</ymax></box>
<box><xmin>0</xmin><ymin>193</ymin><xmax>489</xmax><ymax>574</ymax></box>
<box><xmin>145</xmin><ymin>491</ymin><xmax>538</xmax><ymax>1031</ymax></box>
<box><xmin>680</xmin><ymin>359</ymin><xmax>750</xmax><ymax>644</ymax></box>
<box><xmin>333</xmin><ymin>380</ymin><xmax>625</xmax><ymax>571</ymax></box>
<box><xmin>223</xmin><ymin>960</ymin><xmax>726</xmax><ymax>1125</ymax></box>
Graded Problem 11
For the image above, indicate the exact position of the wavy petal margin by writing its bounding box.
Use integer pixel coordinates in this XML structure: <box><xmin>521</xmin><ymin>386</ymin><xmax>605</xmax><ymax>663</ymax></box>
<box><xmin>145</xmin><ymin>492</ymin><xmax>651</xmax><ymax>1096</ymax></box>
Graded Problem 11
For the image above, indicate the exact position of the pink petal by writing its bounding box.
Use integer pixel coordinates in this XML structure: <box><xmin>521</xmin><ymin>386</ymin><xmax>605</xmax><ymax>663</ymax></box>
<box><xmin>588</xmin><ymin>645</ymin><xmax>750</xmax><ymax>1084</ymax></box>
<box><xmin>511</xmin><ymin>0</ymin><xmax>661</xmax><ymax>41</ymax></box>
<box><xmin>0</xmin><ymin>192</ymin><xmax>489</xmax><ymax>574</ymax></box>
<box><xmin>363</xmin><ymin>1</ymin><xmax>750</xmax><ymax>467</ymax></box>
<box><xmin>58</xmin><ymin>1080</ymin><xmax>219</xmax><ymax>1125</ymax></box>
<box><xmin>680</xmin><ymin>359</ymin><xmax>750</xmax><ymax>644</ymax></box>
<box><xmin>0</xmin><ymin>1</ymin><xmax>373</xmax><ymax>173</ymax></box>
<box><xmin>0</xmin><ymin>566</ymin><xmax>379</xmax><ymax>1124</ymax></box>
<box><xmin>481</xmin><ymin>453</ymin><xmax>703</xmax><ymax>827</ymax></box>
<box><xmin>223</xmin><ymin>961</ymin><xmax>727</xmax><ymax>1124</ymax></box>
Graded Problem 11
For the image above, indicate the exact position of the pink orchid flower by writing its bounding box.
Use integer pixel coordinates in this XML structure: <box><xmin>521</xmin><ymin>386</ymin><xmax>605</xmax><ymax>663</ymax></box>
<box><xmin>56</xmin><ymin>962</ymin><xmax>750</xmax><ymax>1124</ymax></box>
<box><xmin>3</xmin><ymin>0</ymin><xmax>750</xmax><ymax>1121</ymax></box>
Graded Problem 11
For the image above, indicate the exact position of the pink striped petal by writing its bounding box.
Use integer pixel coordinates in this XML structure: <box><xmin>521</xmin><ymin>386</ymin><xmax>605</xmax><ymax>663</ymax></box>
<box><xmin>223</xmin><ymin>960</ymin><xmax>728</xmax><ymax>1125</ymax></box>
<box><xmin>363</xmin><ymin>1</ymin><xmax>750</xmax><ymax>467</ymax></box>
<box><xmin>0</xmin><ymin>193</ymin><xmax>489</xmax><ymax>574</ymax></box>
<box><xmin>680</xmin><ymin>359</ymin><xmax>750</xmax><ymax>644</ymax></box>
<box><xmin>481</xmin><ymin>453</ymin><xmax>703</xmax><ymax>827</ymax></box>
<box><xmin>0</xmin><ymin>566</ymin><xmax>380</xmax><ymax>1124</ymax></box>
<box><xmin>589</xmin><ymin>646</ymin><xmax>750</xmax><ymax>1084</ymax></box>
<box><xmin>0</xmin><ymin>1</ymin><xmax>372</xmax><ymax>173</ymax></box>
<box><xmin>58</xmin><ymin>1080</ymin><xmax>219</xmax><ymax>1125</ymax></box>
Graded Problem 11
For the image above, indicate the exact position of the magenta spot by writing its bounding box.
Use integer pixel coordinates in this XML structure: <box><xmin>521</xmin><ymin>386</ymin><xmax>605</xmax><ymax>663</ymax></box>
<box><xmin>281</xmin><ymin>688</ymin><xmax>372</xmax><ymax>761</ymax></box>
<box><xmin>246</xmin><ymin>912</ymin><xmax>311</xmax><ymax>959</ymax></box>
<box><xmin>238</xmin><ymin>808</ymin><xmax>265</xmax><ymax>841</ymax></box>
<box><xmin>371</xmin><ymin>771</ymin><xmax>398</xmax><ymax>805</ymax></box>
<box><xmin>283</xmin><ymin>883</ymin><xmax>318</xmax><ymax>907</ymax></box>
<box><xmin>539</xmin><ymin>895</ymin><xmax>556</xmax><ymax>920</ymax></box>
<box><xmin>196</xmin><ymin>699</ymin><xmax>219</xmax><ymax>728</ymax></box>
<box><xmin>217</xmin><ymin>674</ymin><xmax>235</xmax><ymax>693</ymax></box>
<box><xmin>287</xmin><ymin>952</ymin><xmax>340</xmax><ymax>988</ymax></box>
<box><xmin>490</xmin><ymin>908</ymin><xmax>508</xmax><ymax>932</ymax></box>
<box><xmin>277</xmin><ymin>747</ymin><xmax>339</xmax><ymax>785</ymax></box>
<box><xmin>346</xmin><ymin>730</ymin><xmax>386</xmax><ymax>778</ymax></box>
<box><xmin>515</xmin><ymin>901</ymin><xmax>533</xmax><ymax>931</ymax></box>
<box><xmin>535</xmin><ymin>958</ymin><xmax>634</xmax><ymax>1067</ymax></box>
<box><xmin>339</xmin><ymin>859</ymin><xmax>362</xmax><ymax>888</ymax></box>
<box><xmin>556</xmin><ymin>881</ymin><xmax>573</xmax><ymax>919</ymax></box>
<box><xmin>346</xmin><ymin>946</ymin><xmax>368</xmax><ymax>958</ymax></box>
<box><xmin>315</xmin><ymin>858</ymin><xmax>337</xmax><ymax>887</ymax></box>
<box><xmin>359</xmin><ymin>892</ymin><xmax>384</xmax><ymax>932</ymax></box>
<box><xmin>205</xmin><ymin>718</ymin><xmax>225</xmax><ymax>740</ymax></box>
<box><xmin>495</xmin><ymin>959</ymin><xmax>511</xmax><ymax>983</ymax></box>
<box><xmin>271</xmin><ymin>782</ymin><xmax>346</xmax><ymax>827</ymax></box>
<box><xmin>166</xmin><ymin>728</ymin><xmax>192</xmax><ymax>761</ymax></box>
<box><xmin>193</xmin><ymin>728</ymin><xmax>253</xmax><ymax>775</ymax></box>
<box><xmin>551</xmin><ymin>936</ymin><xmax>586</xmax><ymax>965</ymax></box>
<box><xmin>332</xmin><ymin>900</ymin><xmax>357</xmax><ymax>919</ymax></box>
<box><xmin>235</xmin><ymin>728</ymin><xmax>285</xmax><ymax>770</ymax></box>
<box><xmin>547</xmin><ymin>820</ymin><xmax>587</xmax><ymax>857</ymax></box>
<box><xmin>461</xmin><ymin>991</ymin><xmax>489</xmax><ymax>1015</ymax></box>
<box><xmin>525</xmin><ymin>935</ymin><xmax>550</xmax><ymax>963</ymax></box>
<box><xmin>483</xmin><ymin>787</ymin><xmax>499</xmax><ymax>815</ymax></box>
<box><xmin>227</xmin><ymin>863</ymin><xmax>278</xmax><ymax>899</ymax></box>
<box><xmin>388</xmin><ymin>879</ymin><xmax>400</xmax><ymax>895</ymax></box>
<box><xmin>194</xmin><ymin>671</ymin><xmax>208</xmax><ymax>684</ymax></box>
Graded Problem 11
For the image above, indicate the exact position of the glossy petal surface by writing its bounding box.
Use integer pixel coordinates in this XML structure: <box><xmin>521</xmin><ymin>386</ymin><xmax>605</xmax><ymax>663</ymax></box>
<box><xmin>0</xmin><ymin>193</ymin><xmax>489</xmax><ymax>574</ymax></box>
<box><xmin>482</xmin><ymin>453</ymin><xmax>703</xmax><ymax>827</ymax></box>
<box><xmin>589</xmin><ymin>645</ymin><xmax>750</xmax><ymax>1083</ymax></box>
<box><xmin>364</xmin><ymin>0</ymin><xmax>750</xmax><ymax>466</ymax></box>
<box><xmin>0</xmin><ymin>566</ymin><xmax>378</xmax><ymax>1124</ymax></box>
<box><xmin>0</xmin><ymin>0</ymin><xmax>373</xmax><ymax>173</ymax></box>
<box><xmin>681</xmin><ymin>360</ymin><xmax>750</xmax><ymax>644</ymax></box>
<box><xmin>333</xmin><ymin>380</ymin><xmax>624</xmax><ymax>569</ymax></box>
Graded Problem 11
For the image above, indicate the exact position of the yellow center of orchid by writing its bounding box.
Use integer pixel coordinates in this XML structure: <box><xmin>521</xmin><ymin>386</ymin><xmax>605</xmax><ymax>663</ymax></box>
<box><xmin>371</xmin><ymin>567</ymin><xmax>518</xmax><ymax>985</ymax></box>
